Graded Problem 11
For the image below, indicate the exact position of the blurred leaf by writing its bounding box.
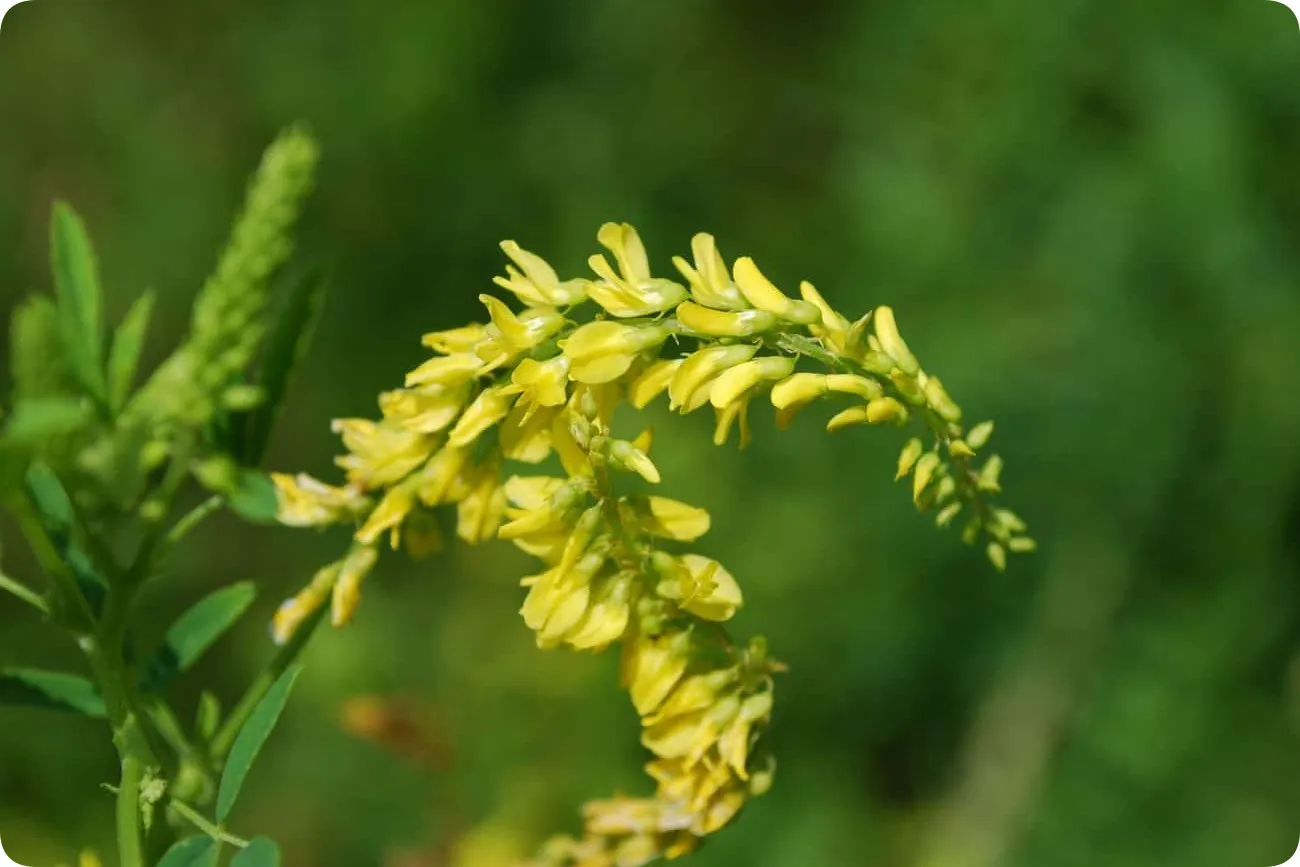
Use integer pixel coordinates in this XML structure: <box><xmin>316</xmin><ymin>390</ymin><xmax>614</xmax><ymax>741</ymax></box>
<box><xmin>235</xmin><ymin>267</ymin><xmax>328</xmax><ymax>466</ymax></box>
<box><xmin>9</xmin><ymin>294</ymin><xmax>72</xmax><ymax>403</ymax></box>
<box><xmin>225</xmin><ymin>469</ymin><xmax>280</xmax><ymax>524</ymax></box>
<box><xmin>106</xmin><ymin>290</ymin><xmax>155</xmax><ymax>412</ymax></box>
<box><xmin>143</xmin><ymin>583</ymin><xmax>257</xmax><ymax>692</ymax></box>
<box><xmin>49</xmin><ymin>202</ymin><xmax>106</xmax><ymax>403</ymax></box>
<box><xmin>2</xmin><ymin>398</ymin><xmax>91</xmax><ymax>446</ymax></box>
<box><xmin>0</xmin><ymin>668</ymin><xmax>105</xmax><ymax>717</ymax></box>
<box><xmin>216</xmin><ymin>665</ymin><xmax>303</xmax><ymax>821</ymax></box>
<box><xmin>196</xmin><ymin>691</ymin><xmax>222</xmax><ymax>741</ymax></box>
<box><xmin>230</xmin><ymin>837</ymin><xmax>280</xmax><ymax>867</ymax></box>
<box><xmin>155</xmin><ymin>836</ymin><xmax>218</xmax><ymax>867</ymax></box>
<box><xmin>23</xmin><ymin>462</ymin><xmax>108</xmax><ymax>613</ymax></box>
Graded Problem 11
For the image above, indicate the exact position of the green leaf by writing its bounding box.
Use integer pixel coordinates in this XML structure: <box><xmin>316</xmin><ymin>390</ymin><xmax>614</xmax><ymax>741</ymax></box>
<box><xmin>10</xmin><ymin>294</ymin><xmax>73</xmax><ymax>403</ymax></box>
<box><xmin>231</xmin><ymin>837</ymin><xmax>281</xmax><ymax>867</ymax></box>
<box><xmin>216</xmin><ymin>665</ymin><xmax>303</xmax><ymax>821</ymax></box>
<box><xmin>107</xmin><ymin>290</ymin><xmax>155</xmax><ymax>412</ymax></box>
<box><xmin>49</xmin><ymin>201</ymin><xmax>106</xmax><ymax>402</ymax></box>
<box><xmin>156</xmin><ymin>835</ymin><xmax>219</xmax><ymax>867</ymax></box>
<box><xmin>0</xmin><ymin>668</ymin><xmax>105</xmax><ymax>716</ymax></box>
<box><xmin>143</xmin><ymin>583</ymin><xmax>257</xmax><ymax>692</ymax></box>
<box><xmin>225</xmin><ymin>469</ymin><xmax>280</xmax><ymax>524</ymax></box>
<box><xmin>2</xmin><ymin>397</ymin><xmax>91</xmax><ymax>445</ymax></box>
<box><xmin>237</xmin><ymin>267</ymin><xmax>328</xmax><ymax>465</ymax></box>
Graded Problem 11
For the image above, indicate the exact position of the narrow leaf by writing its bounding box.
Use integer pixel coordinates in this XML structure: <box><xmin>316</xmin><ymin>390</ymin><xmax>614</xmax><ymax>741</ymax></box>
<box><xmin>231</xmin><ymin>837</ymin><xmax>281</xmax><ymax>867</ymax></box>
<box><xmin>143</xmin><ymin>583</ymin><xmax>257</xmax><ymax>692</ymax></box>
<box><xmin>50</xmin><ymin>201</ymin><xmax>106</xmax><ymax>401</ymax></box>
<box><xmin>237</xmin><ymin>268</ymin><xmax>328</xmax><ymax>465</ymax></box>
<box><xmin>156</xmin><ymin>836</ymin><xmax>219</xmax><ymax>867</ymax></box>
<box><xmin>216</xmin><ymin>665</ymin><xmax>303</xmax><ymax>821</ymax></box>
<box><xmin>225</xmin><ymin>469</ymin><xmax>280</xmax><ymax>524</ymax></box>
<box><xmin>107</xmin><ymin>290</ymin><xmax>155</xmax><ymax>412</ymax></box>
<box><xmin>0</xmin><ymin>668</ymin><xmax>105</xmax><ymax>717</ymax></box>
<box><xmin>2</xmin><ymin>398</ymin><xmax>91</xmax><ymax>445</ymax></box>
<box><xmin>10</xmin><ymin>294</ymin><xmax>73</xmax><ymax>403</ymax></box>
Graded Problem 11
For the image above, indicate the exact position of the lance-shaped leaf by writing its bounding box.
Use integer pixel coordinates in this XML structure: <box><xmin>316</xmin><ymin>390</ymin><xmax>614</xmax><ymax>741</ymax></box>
<box><xmin>156</xmin><ymin>836</ymin><xmax>219</xmax><ymax>867</ymax></box>
<box><xmin>235</xmin><ymin>267</ymin><xmax>328</xmax><ymax>466</ymax></box>
<box><xmin>49</xmin><ymin>202</ymin><xmax>106</xmax><ymax>403</ymax></box>
<box><xmin>0</xmin><ymin>668</ymin><xmax>105</xmax><ymax>717</ymax></box>
<box><xmin>231</xmin><ymin>837</ymin><xmax>281</xmax><ymax>867</ymax></box>
<box><xmin>142</xmin><ymin>582</ymin><xmax>257</xmax><ymax>692</ymax></box>
<box><xmin>216</xmin><ymin>665</ymin><xmax>303</xmax><ymax>821</ymax></box>
<box><xmin>107</xmin><ymin>290</ymin><xmax>155</xmax><ymax>412</ymax></box>
<box><xmin>2</xmin><ymin>398</ymin><xmax>91</xmax><ymax>446</ymax></box>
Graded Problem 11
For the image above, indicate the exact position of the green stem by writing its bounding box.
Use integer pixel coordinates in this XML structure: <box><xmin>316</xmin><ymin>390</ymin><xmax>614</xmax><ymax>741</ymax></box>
<box><xmin>0</xmin><ymin>570</ymin><xmax>49</xmax><ymax>615</ymax></box>
<box><xmin>116</xmin><ymin>754</ymin><xmax>146</xmax><ymax>867</ymax></box>
<box><xmin>165</xmin><ymin>495</ymin><xmax>223</xmax><ymax>547</ymax></box>
<box><xmin>211</xmin><ymin>600</ymin><xmax>327</xmax><ymax>759</ymax></box>
<box><xmin>169</xmin><ymin>798</ymin><xmax>249</xmax><ymax>848</ymax></box>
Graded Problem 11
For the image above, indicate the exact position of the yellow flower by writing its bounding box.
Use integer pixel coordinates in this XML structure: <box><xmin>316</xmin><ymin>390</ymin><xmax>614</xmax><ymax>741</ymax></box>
<box><xmin>628</xmin><ymin>358</ymin><xmax>682</xmax><ymax>409</ymax></box>
<box><xmin>421</xmin><ymin>323</ymin><xmax>488</xmax><ymax>354</ymax></box>
<box><xmin>332</xmin><ymin>419</ymin><xmax>432</xmax><ymax>487</ymax></box>
<box><xmin>674</xmin><ymin>301</ymin><xmax>775</xmax><ymax>338</ymax></box>
<box><xmin>415</xmin><ymin>445</ymin><xmax>470</xmax><ymax>506</ymax></box>
<box><xmin>478</xmin><ymin>294</ymin><xmax>565</xmax><ymax>353</ymax></box>
<box><xmin>447</xmin><ymin>384</ymin><xmax>518</xmax><ymax>447</ymax></box>
<box><xmin>660</xmin><ymin>554</ymin><xmax>743</xmax><ymax>622</ymax></box>
<box><xmin>405</xmin><ymin>351</ymin><xmax>485</xmax><ymax>388</ymax></box>
<box><xmin>564</xmin><ymin>570</ymin><xmax>635</xmax><ymax>650</ymax></box>
<box><xmin>456</xmin><ymin>461</ymin><xmax>507</xmax><ymax>544</ymax></box>
<box><xmin>499</xmin><ymin>402</ymin><xmax>558</xmax><ymax>463</ymax></box>
<box><xmin>872</xmin><ymin>305</ymin><xmax>919</xmax><ymax>375</ymax></box>
<box><xmin>712</xmin><ymin>400</ymin><xmax>752</xmax><ymax>449</ymax></box>
<box><xmin>706</xmin><ymin>356</ymin><xmax>796</xmax><ymax>410</ymax></box>
<box><xmin>796</xmin><ymin>281</ymin><xmax>871</xmax><ymax>361</ymax></box>
<box><xmin>379</xmin><ymin>382</ymin><xmax>470</xmax><ymax>434</ymax></box>
<box><xmin>271</xmin><ymin>472</ymin><xmax>367</xmax><ymax>526</ymax></box>
<box><xmin>607</xmin><ymin>437</ymin><xmax>661</xmax><ymax>484</ymax></box>
<box><xmin>586</xmin><ymin>222</ymin><xmax>688</xmax><ymax>317</ymax></box>
<box><xmin>330</xmin><ymin>545</ymin><xmax>380</xmax><ymax>628</ymax></box>
<box><xmin>494</xmin><ymin>240</ymin><xmax>589</xmax><ymax>306</ymax></box>
<box><xmin>717</xmin><ymin>691</ymin><xmax>773</xmax><ymax>779</ymax></box>
<box><xmin>625</xmin><ymin>496</ymin><xmax>711</xmax><ymax>542</ymax></box>
<box><xmin>521</xmin><ymin>548</ymin><xmax>607</xmax><ymax>646</ymax></box>
<box><xmin>620</xmin><ymin>630</ymin><xmax>692</xmax><ymax>716</ymax></box>
<box><xmin>667</xmin><ymin>345</ymin><xmax>758</xmax><ymax>412</ymax></box>
<box><xmin>271</xmin><ymin>560</ymin><xmax>341</xmax><ymax>644</ymax></box>
<box><xmin>642</xmin><ymin>692</ymin><xmax>741</xmax><ymax>765</ymax></box>
<box><xmin>643</xmin><ymin>667</ymin><xmax>739</xmax><ymax>727</ymax></box>
<box><xmin>511</xmin><ymin>356</ymin><xmax>570</xmax><ymax>415</ymax></box>
<box><xmin>671</xmin><ymin>233</ymin><xmax>746</xmax><ymax>311</ymax></box>
<box><xmin>561</xmin><ymin>321</ymin><xmax>671</xmax><ymax>384</ymax></box>
<box><xmin>731</xmin><ymin>257</ymin><xmax>820</xmax><ymax>324</ymax></box>
<box><xmin>355</xmin><ymin>483</ymin><xmax>416</xmax><ymax>548</ymax></box>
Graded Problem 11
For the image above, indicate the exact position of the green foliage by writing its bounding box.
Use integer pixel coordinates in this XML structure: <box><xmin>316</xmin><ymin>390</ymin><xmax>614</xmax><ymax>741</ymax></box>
<box><xmin>49</xmin><ymin>202</ymin><xmax>107</xmax><ymax>405</ymax></box>
<box><xmin>107</xmin><ymin>290</ymin><xmax>156</xmax><ymax>413</ymax></box>
<box><xmin>155</xmin><ymin>836</ymin><xmax>218</xmax><ymax>867</ymax></box>
<box><xmin>0</xmin><ymin>129</ymin><xmax>323</xmax><ymax>867</ymax></box>
<box><xmin>230</xmin><ymin>837</ymin><xmax>281</xmax><ymax>867</ymax></box>
<box><xmin>0</xmin><ymin>668</ymin><xmax>105</xmax><ymax>717</ymax></box>
<box><xmin>233</xmin><ymin>267</ymin><xmax>328</xmax><ymax>466</ymax></box>
<box><xmin>143</xmin><ymin>583</ymin><xmax>257</xmax><ymax>692</ymax></box>
<box><xmin>216</xmin><ymin>666</ymin><xmax>303</xmax><ymax>822</ymax></box>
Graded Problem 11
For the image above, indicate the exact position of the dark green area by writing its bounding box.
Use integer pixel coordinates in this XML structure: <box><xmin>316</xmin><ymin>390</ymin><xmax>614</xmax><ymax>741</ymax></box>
<box><xmin>2</xmin><ymin>1</ymin><xmax>1300</xmax><ymax>866</ymax></box>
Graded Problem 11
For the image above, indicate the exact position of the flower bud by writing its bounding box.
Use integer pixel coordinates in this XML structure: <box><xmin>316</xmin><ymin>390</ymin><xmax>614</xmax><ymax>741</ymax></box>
<box><xmin>675</xmin><ymin>301</ymin><xmax>776</xmax><ymax>337</ymax></box>
<box><xmin>873</xmin><ymin>306</ymin><xmax>920</xmax><ymax>375</ymax></box>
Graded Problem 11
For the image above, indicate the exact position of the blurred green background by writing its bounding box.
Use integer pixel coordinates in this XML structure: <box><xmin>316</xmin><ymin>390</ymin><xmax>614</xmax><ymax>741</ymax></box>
<box><xmin>4</xmin><ymin>0</ymin><xmax>1300</xmax><ymax>865</ymax></box>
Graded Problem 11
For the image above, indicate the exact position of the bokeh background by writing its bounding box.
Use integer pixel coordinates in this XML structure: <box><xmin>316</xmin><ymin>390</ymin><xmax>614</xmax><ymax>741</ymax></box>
<box><xmin>4</xmin><ymin>1</ymin><xmax>1300</xmax><ymax>865</ymax></box>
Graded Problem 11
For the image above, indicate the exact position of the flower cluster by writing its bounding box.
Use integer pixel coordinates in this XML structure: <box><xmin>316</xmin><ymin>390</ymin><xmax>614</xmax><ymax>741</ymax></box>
<box><xmin>270</xmin><ymin>224</ymin><xmax>1031</xmax><ymax>865</ymax></box>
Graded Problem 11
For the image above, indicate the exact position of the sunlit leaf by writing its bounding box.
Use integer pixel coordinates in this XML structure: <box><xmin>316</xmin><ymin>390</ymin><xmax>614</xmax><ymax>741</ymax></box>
<box><xmin>49</xmin><ymin>202</ymin><xmax>106</xmax><ymax>402</ymax></box>
<box><xmin>106</xmin><ymin>290</ymin><xmax>155</xmax><ymax>412</ymax></box>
